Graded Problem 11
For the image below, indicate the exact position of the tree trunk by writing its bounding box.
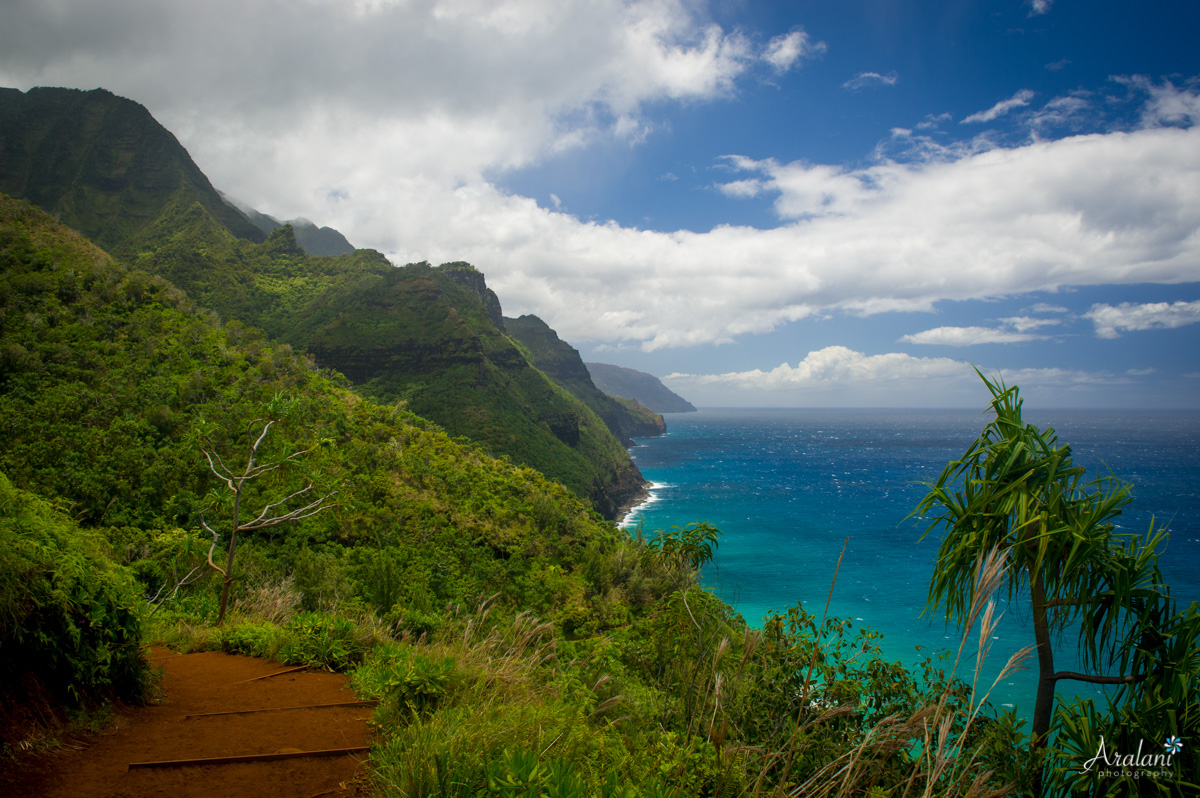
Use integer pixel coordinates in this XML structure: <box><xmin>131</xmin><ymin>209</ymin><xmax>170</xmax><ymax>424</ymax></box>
<box><xmin>1029</xmin><ymin>567</ymin><xmax>1057</xmax><ymax>746</ymax></box>
<box><xmin>1029</xmin><ymin>566</ymin><xmax>1055</xmax><ymax>797</ymax></box>
<box><xmin>216</xmin><ymin>488</ymin><xmax>242</xmax><ymax>625</ymax></box>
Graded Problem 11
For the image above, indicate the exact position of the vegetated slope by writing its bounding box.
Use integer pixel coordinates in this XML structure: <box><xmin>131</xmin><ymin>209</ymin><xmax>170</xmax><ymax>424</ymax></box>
<box><xmin>585</xmin><ymin>362</ymin><xmax>697</xmax><ymax>413</ymax></box>
<box><xmin>134</xmin><ymin>225</ymin><xmax>645</xmax><ymax>517</ymax></box>
<box><xmin>506</xmin><ymin>314</ymin><xmax>665</xmax><ymax>443</ymax></box>
<box><xmin>0</xmin><ymin>193</ymin><xmax>638</xmax><ymax>627</ymax></box>
<box><xmin>0</xmin><ymin>87</ymin><xmax>646</xmax><ymax>518</ymax></box>
<box><xmin>0</xmin><ymin>87</ymin><xmax>264</xmax><ymax>255</ymax></box>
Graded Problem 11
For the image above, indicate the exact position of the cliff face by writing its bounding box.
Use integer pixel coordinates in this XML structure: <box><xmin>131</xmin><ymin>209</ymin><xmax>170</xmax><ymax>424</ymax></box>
<box><xmin>506</xmin><ymin>315</ymin><xmax>666</xmax><ymax>443</ymax></box>
<box><xmin>586</xmin><ymin>362</ymin><xmax>697</xmax><ymax>413</ymax></box>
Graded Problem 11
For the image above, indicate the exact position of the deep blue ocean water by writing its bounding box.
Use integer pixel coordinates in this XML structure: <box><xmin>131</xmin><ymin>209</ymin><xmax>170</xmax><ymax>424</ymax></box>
<box><xmin>621</xmin><ymin>407</ymin><xmax>1200</xmax><ymax>718</ymax></box>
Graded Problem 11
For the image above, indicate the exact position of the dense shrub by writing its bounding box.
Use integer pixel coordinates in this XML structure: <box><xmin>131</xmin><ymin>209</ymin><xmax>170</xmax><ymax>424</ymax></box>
<box><xmin>0</xmin><ymin>471</ymin><xmax>147</xmax><ymax>749</ymax></box>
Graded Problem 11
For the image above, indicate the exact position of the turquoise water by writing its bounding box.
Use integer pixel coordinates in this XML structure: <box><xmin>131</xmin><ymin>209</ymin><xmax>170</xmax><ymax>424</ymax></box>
<box><xmin>621</xmin><ymin>408</ymin><xmax>1200</xmax><ymax>717</ymax></box>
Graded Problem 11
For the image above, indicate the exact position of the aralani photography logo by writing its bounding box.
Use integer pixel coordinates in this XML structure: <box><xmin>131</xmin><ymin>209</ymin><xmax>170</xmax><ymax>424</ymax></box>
<box><xmin>1081</xmin><ymin>735</ymin><xmax>1184</xmax><ymax>780</ymax></box>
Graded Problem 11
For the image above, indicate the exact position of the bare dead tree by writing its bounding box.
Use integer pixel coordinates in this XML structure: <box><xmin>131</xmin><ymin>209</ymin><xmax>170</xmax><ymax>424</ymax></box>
<box><xmin>201</xmin><ymin>418</ymin><xmax>335</xmax><ymax>625</ymax></box>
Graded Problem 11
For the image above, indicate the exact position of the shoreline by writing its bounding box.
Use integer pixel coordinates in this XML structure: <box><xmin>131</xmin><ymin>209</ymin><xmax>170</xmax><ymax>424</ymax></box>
<box><xmin>615</xmin><ymin>481</ymin><xmax>666</xmax><ymax>530</ymax></box>
<box><xmin>614</xmin><ymin>483</ymin><xmax>649</xmax><ymax>528</ymax></box>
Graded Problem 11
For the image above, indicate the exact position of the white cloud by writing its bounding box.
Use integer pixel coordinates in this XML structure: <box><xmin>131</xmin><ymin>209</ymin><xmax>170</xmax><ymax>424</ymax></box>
<box><xmin>916</xmin><ymin>112</ymin><xmax>953</xmax><ymax>130</ymax></box>
<box><xmin>350</xmin><ymin>123</ymin><xmax>1200</xmax><ymax>352</ymax></box>
<box><xmin>899</xmin><ymin>326</ymin><xmax>1045</xmax><ymax>346</ymax></box>
<box><xmin>843</xmin><ymin>71</ymin><xmax>899</xmax><ymax>91</ymax></box>
<box><xmin>1135</xmin><ymin>77</ymin><xmax>1200</xmax><ymax>127</ymax></box>
<box><xmin>2</xmin><ymin>2</ymin><xmax>1199</xmax><ymax>360</ymax></box>
<box><xmin>0</xmin><ymin>0</ymin><xmax>766</xmax><ymax>192</ymax></box>
<box><xmin>1029</xmin><ymin>0</ymin><xmax>1053</xmax><ymax>16</ymax></box>
<box><xmin>1085</xmin><ymin>300</ymin><xmax>1200</xmax><ymax>338</ymax></box>
<box><xmin>999</xmin><ymin>315</ymin><xmax>1063</xmax><ymax>333</ymax></box>
<box><xmin>963</xmin><ymin>89</ymin><xmax>1036</xmax><ymax>124</ymax></box>
<box><xmin>716</xmin><ymin>178</ymin><xmax>765</xmax><ymax>199</ymax></box>
<box><xmin>763</xmin><ymin>30</ymin><xmax>825</xmax><ymax>73</ymax></box>
<box><xmin>661</xmin><ymin>346</ymin><xmax>1124</xmax><ymax>406</ymax></box>
<box><xmin>667</xmin><ymin>346</ymin><xmax>966</xmax><ymax>388</ymax></box>
<box><xmin>662</xmin><ymin>346</ymin><xmax>973</xmax><ymax>405</ymax></box>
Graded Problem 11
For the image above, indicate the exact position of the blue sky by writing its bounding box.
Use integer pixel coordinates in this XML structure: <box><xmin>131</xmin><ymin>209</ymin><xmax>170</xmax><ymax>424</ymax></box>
<box><xmin>3</xmin><ymin>0</ymin><xmax>1199</xmax><ymax>407</ymax></box>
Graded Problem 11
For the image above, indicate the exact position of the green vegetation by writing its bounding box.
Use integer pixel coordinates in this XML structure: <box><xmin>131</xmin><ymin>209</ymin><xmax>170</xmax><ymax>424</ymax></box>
<box><xmin>1</xmin><ymin>85</ymin><xmax>646</xmax><ymax>519</ymax></box>
<box><xmin>0</xmin><ymin>471</ymin><xmax>147</xmax><ymax>755</ymax></box>
<box><xmin>134</xmin><ymin>226</ymin><xmax>646</xmax><ymax>516</ymax></box>
<box><xmin>3</xmin><ymin>86</ymin><xmax>1197</xmax><ymax>793</ymax></box>
<box><xmin>0</xmin><ymin>86</ymin><xmax>264</xmax><ymax>255</ymax></box>
<box><xmin>917</xmin><ymin>373</ymin><xmax>1200</xmax><ymax>795</ymax></box>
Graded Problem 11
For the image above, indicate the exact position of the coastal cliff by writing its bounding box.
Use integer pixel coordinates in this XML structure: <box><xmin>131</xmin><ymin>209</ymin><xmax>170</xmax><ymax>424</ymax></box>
<box><xmin>506</xmin><ymin>314</ymin><xmax>666</xmax><ymax>444</ymax></box>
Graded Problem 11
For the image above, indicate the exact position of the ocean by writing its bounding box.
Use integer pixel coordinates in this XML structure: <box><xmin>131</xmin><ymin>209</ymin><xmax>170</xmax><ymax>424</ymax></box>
<box><xmin>621</xmin><ymin>407</ymin><xmax>1200</xmax><ymax>717</ymax></box>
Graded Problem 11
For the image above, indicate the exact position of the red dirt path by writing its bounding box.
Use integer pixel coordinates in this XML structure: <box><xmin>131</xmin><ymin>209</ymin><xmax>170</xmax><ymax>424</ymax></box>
<box><xmin>2</xmin><ymin>648</ymin><xmax>374</xmax><ymax>798</ymax></box>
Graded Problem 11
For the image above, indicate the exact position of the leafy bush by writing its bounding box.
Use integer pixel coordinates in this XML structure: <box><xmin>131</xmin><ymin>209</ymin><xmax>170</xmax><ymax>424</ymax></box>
<box><xmin>0</xmin><ymin>471</ymin><xmax>147</xmax><ymax>748</ymax></box>
<box><xmin>279</xmin><ymin>612</ymin><xmax>368</xmax><ymax>671</ymax></box>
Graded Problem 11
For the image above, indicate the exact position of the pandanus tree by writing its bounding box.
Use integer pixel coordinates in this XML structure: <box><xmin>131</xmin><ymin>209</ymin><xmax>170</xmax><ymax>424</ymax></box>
<box><xmin>915</xmin><ymin>373</ymin><xmax>1199</xmax><ymax>792</ymax></box>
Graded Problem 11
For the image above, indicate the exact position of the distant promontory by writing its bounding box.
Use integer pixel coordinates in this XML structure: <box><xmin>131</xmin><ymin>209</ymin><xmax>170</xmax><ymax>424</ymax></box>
<box><xmin>585</xmin><ymin>363</ymin><xmax>697</xmax><ymax>413</ymax></box>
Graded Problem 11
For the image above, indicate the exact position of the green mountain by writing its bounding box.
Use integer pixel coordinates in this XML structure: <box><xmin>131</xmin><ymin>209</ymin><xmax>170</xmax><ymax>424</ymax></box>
<box><xmin>0</xmin><ymin>86</ymin><xmax>646</xmax><ymax>518</ymax></box>
<box><xmin>506</xmin><ymin>314</ymin><xmax>665</xmax><ymax>443</ymax></box>
<box><xmin>131</xmin><ymin>225</ymin><xmax>645</xmax><ymax>516</ymax></box>
<box><xmin>585</xmin><ymin>362</ymin><xmax>697</xmax><ymax>413</ymax></box>
<box><xmin>223</xmin><ymin>194</ymin><xmax>355</xmax><ymax>256</ymax></box>
<box><xmin>0</xmin><ymin>191</ymin><xmax>627</xmax><ymax>608</ymax></box>
<box><xmin>0</xmin><ymin>87</ymin><xmax>265</xmax><ymax>255</ymax></box>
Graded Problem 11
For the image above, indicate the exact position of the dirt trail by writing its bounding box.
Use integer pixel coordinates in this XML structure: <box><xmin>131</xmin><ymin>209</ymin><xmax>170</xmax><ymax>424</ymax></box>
<box><xmin>3</xmin><ymin>648</ymin><xmax>374</xmax><ymax>798</ymax></box>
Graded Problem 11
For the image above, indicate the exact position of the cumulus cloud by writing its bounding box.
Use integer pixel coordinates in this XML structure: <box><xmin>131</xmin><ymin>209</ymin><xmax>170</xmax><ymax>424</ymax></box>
<box><xmin>666</xmin><ymin>346</ymin><xmax>967</xmax><ymax>389</ymax></box>
<box><xmin>662</xmin><ymin>346</ymin><xmax>1123</xmax><ymax>406</ymax></box>
<box><xmin>963</xmin><ymin>89</ymin><xmax>1036</xmax><ymax>123</ymax></box>
<box><xmin>1085</xmin><ymin>300</ymin><xmax>1200</xmax><ymax>338</ymax></box>
<box><xmin>1029</xmin><ymin>0</ymin><xmax>1053</xmax><ymax>16</ymax></box>
<box><xmin>843</xmin><ymin>71</ymin><xmax>899</xmax><ymax>91</ymax></box>
<box><xmin>2</xmin><ymin>1</ymin><xmax>1199</xmax><ymax>359</ymax></box>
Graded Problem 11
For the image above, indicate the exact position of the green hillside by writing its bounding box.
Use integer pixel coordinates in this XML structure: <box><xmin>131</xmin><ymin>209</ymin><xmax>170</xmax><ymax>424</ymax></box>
<box><xmin>506</xmin><ymin>314</ymin><xmax>665</xmax><ymax>443</ymax></box>
<box><xmin>0</xmin><ymin>192</ymin><xmax>622</xmax><ymax>585</ymax></box>
<box><xmin>0</xmin><ymin>86</ymin><xmax>645</xmax><ymax>518</ymax></box>
<box><xmin>133</xmin><ymin>228</ymin><xmax>646</xmax><ymax>517</ymax></box>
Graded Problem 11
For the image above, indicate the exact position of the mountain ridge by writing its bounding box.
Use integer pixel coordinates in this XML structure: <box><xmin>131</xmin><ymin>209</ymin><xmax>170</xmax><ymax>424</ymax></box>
<box><xmin>586</xmin><ymin>362</ymin><xmax>697</xmax><ymax>413</ymax></box>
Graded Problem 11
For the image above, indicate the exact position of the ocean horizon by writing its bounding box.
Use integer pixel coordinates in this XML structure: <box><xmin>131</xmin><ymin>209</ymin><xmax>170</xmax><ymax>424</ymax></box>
<box><xmin>620</xmin><ymin>406</ymin><xmax>1200</xmax><ymax>720</ymax></box>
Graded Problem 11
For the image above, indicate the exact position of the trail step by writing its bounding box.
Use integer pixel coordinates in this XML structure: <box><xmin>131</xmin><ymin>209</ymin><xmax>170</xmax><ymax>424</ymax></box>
<box><xmin>128</xmin><ymin>746</ymin><xmax>370</xmax><ymax>770</ymax></box>
<box><xmin>184</xmin><ymin>700</ymin><xmax>378</xmax><ymax>719</ymax></box>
